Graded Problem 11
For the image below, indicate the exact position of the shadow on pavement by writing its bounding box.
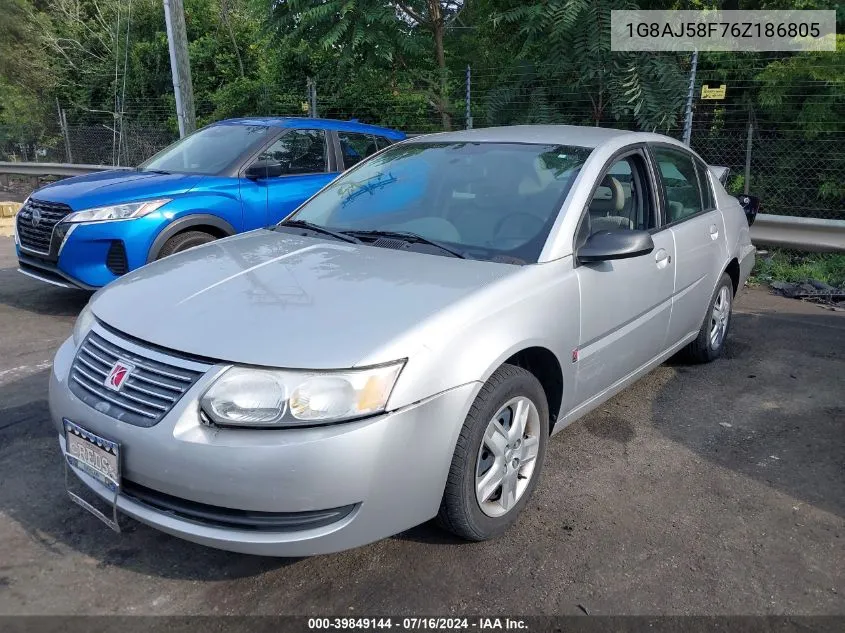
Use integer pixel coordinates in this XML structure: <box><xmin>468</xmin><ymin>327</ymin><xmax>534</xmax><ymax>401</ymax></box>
<box><xmin>0</xmin><ymin>267</ymin><xmax>90</xmax><ymax>317</ymax></box>
<box><xmin>651</xmin><ymin>310</ymin><xmax>845</xmax><ymax>518</ymax></box>
<box><xmin>0</xmin><ymin>370</ymin><xmax>296</xmax><ymax>580</ymax></box>
<box><xmin>393</xmin><ymin>522</ymin><xmax>466</xmax><ymax>545</ymax></box>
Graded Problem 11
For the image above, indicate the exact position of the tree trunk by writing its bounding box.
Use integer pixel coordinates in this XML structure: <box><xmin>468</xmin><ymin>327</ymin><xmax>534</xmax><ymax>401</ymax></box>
<box><xmin>429</xmin><ymin>1</ymin><xmax>451</xmax><ymax>130</ymax></box>
<box><xmin>221</xmin><ymin>0</ymin><xmax>244</xmax><ymax>78</ymax></box>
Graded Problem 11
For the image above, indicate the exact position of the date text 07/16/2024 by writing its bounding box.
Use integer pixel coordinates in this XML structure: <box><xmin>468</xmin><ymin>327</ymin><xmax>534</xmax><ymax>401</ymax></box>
<box><xmin>306</xmin><ymin>618</ymin><xmax>529</xmax><ymax>630</ymax></box>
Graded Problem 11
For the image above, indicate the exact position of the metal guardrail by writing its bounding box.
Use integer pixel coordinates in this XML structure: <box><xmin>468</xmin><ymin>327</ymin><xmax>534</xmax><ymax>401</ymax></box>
<box><xmin>751</xmin><ymin>214</ymin><xmax>845</xmax><ymax>253</ymax></box>
<box><xmin>0</xmin><ymin>162</ymin><xmax>129</xmax><ymax>178</ymax></box>
<box><xmin>1</xmin><ymin>162</ymin><xmax>842</xmax><ymax>253</ymax></box>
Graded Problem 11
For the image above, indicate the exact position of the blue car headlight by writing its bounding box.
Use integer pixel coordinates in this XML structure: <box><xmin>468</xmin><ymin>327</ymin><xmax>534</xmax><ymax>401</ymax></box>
<box><xmin>65</xmin><ymin>198</ymin><xmax>171</xmax><ymax>223</ymax></box>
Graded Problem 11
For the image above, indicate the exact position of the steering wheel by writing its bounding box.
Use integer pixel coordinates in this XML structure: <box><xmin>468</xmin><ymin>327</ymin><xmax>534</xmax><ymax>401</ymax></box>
<box><xmin>490</xmin><ymin>213</ymin><xmax>546</xmax><ymax>249</ymax></box>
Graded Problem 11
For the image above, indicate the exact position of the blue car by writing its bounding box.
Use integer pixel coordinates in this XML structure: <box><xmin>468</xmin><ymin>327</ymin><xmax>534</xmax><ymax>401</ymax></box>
<box><xmin>14</xmin><ymin>117</ymin><xmax>406</xmax><ymax>289</ymax></box>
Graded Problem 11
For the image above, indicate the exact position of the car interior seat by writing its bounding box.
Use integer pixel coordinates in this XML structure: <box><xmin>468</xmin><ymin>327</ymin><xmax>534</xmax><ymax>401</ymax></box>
<box><xmin>589</xmin><ymin>176</ymin><xmax>633</xmax><ymax>232</ymax></box>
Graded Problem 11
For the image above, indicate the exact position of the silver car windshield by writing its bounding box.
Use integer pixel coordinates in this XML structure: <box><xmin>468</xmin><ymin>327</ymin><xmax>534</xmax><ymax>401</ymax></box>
<box><xmin>288</xmin><ymin>142</ymin><xmax>593</xmax><ymax>263</ymax></box>
<box><xmin>139</xmin><ymin>124</ymin><xmax>271</xmax><ymax>175</ymax></box>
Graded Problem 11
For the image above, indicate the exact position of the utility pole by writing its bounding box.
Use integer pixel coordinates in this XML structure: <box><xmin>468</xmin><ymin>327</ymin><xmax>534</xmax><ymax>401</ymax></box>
<box><xmin>306</xmin><ymin>77</ymin><xmax>318</xmax><ymax>118</ymax></box>
<box><xmin>744</xmin><ymin>120</ymin><xmax>753</xmax><ymax>195</ymax></box>
<box><xmin>163</xmin><ymin>0</ymin><xmax>196</xmax><ymax>137</ymax></box>
<box><xmin>56</xmin><ymin>98</ymin><xmax>73</xmax><ymax>163</ymax></box>
<box><xmin>682</xmin><ymin>49</ymin><xmax>698</xmax><ymax>146</ymax></box>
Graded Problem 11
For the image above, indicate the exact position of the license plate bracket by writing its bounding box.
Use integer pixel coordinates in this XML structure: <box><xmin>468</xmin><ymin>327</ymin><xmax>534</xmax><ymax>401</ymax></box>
<box><xmin>63</xmin><ymin>418</ymin><xmax>122</xmax><ymax>533</ymax></box>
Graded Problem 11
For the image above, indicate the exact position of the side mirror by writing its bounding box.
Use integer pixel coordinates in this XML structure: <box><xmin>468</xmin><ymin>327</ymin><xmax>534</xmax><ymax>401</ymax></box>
<box><xmin>736</xmin><ymin>194</ymin><xmax>760</xmax><ymax>227</ymax></box>
<box><xmin>577</xmin><ymin>230</ymin><xmax>655</xmax><ymax>264</ymax></box>
<box><xmin>245</xmin><ymin>159</ymin><xmax>284</xmax><ymax>180</ymax></box>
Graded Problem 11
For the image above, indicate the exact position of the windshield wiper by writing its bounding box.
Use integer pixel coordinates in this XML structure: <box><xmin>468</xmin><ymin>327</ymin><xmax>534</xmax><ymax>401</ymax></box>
<box><xmin>343</xmin><ymin>229</ymin><xmax>467</xmax><ymax>259</ymax></box>
<box><xmin>137</xmin><ymin>168</ymin><xmax>171</xmax><ymax>175</ymax></box>
<box><xmin>275</xmin><ymin>219</ymin><xmax>361</xmax><ymax>244</ymax></box>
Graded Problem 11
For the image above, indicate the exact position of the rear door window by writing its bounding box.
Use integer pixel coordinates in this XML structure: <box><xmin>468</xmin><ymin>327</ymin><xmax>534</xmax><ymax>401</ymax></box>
<box><xmin>652</xmin><ymin>146</ymin><xmax>705</xmax><ymax>224</ymax></box>
<box><xmin>257</xmin><ymin>129</ymin><xmax>328</xmax><ymax>176</ymax></box>
<box><xmin>338</xmin><ymin>132</ymin><xmax>381</xmax><ymax>168</ymax></box>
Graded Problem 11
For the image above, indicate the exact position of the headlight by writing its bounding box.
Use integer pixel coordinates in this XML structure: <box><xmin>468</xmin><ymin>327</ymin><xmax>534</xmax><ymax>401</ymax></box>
<box><xmin>64</xmin><ymin>198</ymin><xmax>171</xmax><ymax>223</ymax></box>
<box><xmin>72</xmin><ymin>302</ymin><xmax>96</xmax><ymax>346</ymax></box>
<box><xmin>200</xmin><ymin>361</ymin><xmax>405</xmax><ymax>428</ymax></box>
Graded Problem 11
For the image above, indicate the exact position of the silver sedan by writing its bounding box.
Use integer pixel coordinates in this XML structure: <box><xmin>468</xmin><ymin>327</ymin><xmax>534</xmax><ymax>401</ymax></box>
<box><xmin>50</xmin><ymin>125</ymin><xmax>756</xmax><ymax>555</ymax></box>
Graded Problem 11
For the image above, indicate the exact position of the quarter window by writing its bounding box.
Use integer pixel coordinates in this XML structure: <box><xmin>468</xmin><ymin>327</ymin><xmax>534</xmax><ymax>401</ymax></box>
<box><xmin>338</xmin><ymin>132</ymin><xmax>381</xmax><ymax>168</ymax></box>
<box><xmin>652</xmin><ymin>147</ymin><xmax>704</xmax><ymax>223</ymax></box>
<box><xmin>375</xmin><ymin>136</ymin><xmax>393</xmax><ymax>150</ymax></box>
<box><xmin>257</xmin><ymin>129</ymin><xmax>328</xmax><ymax>176</ymax></box>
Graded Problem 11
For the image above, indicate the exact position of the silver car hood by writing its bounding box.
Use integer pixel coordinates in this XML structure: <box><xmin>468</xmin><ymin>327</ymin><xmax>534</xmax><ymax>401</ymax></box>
<box><xmin>90</xmin><ymin>229</ymin><xmax>518</xmax><ymax>368</ymax></box>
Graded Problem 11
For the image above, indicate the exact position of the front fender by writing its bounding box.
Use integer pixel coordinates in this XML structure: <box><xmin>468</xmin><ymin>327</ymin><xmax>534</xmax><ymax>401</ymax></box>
<box><xmin>379</xmin><ymin>259</ymin><xmax>580</xmax><ymax>417</ymax></box>
<box><xmin>145</xmin><ymin>213</ymin><xmax>237</xmax><ymax>263</ymax></box>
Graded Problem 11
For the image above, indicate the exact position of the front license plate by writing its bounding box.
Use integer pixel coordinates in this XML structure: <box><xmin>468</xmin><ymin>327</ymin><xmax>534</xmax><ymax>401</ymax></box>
<box><xmin>64</xmin><ymin>419</ymin><xmax>122</xmax><ymax>532</ymax></box>
<box><xmin>64</xmin><ymin>419</ymin><xmax>120</xmax><ymax>491</ymax></box>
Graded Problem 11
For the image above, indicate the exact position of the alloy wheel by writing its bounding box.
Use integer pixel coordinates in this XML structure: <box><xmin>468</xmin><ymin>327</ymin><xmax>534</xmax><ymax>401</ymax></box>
<box><xmin>709</xmin><ymin>285</ymin><xmax>732</xmax><ymax>350</ymax></box>
<box><xmin>475</xmin><ymin>396</ymin><xmax>541</xmax><ymax>518</ymax></box>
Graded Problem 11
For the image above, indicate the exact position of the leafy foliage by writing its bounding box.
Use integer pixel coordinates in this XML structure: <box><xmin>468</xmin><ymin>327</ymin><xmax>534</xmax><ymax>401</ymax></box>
<box><xmin>488</xmin><ymin>0</ymin><xmax>687</xmax><ymax>130</ymax></box>
<box><xmin>758</xmin><ymin>35</ymin><xmax>845</xmax><ymax>140</ymax></box>
<box><xmin>0</xmin><ymin>0</ymin><xmax>842</xmax><ymax>214</ymax></box>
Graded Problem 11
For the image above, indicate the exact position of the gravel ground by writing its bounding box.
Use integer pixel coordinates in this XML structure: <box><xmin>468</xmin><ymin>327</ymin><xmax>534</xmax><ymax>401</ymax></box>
<box><xmin>0</xmin><ymin>236</ymin><xmax>842</xmax><ymax>616</ymax></box>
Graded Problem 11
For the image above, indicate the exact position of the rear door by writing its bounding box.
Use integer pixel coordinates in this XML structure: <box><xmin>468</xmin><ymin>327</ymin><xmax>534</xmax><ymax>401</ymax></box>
<box><xmin>573</xmin><ymin>148</ymin><xmax>676</xmax><ymax>407</ymax></box>
<box><xmin>240</xmin><ymin>128</ymin><xmax>339</xmax><ymax>229</ymax></box>
<box><xmin>649</xmin><ymin>145</ymin><xmax>726</xmax><ymax>347</ymax></box>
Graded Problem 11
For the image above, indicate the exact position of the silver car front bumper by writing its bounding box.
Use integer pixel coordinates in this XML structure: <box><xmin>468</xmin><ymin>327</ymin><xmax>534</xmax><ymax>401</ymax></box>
<box><xmin>49</xmin><ymin>334</ymin><xmax>479</xmax><ymax>556</ymax></box>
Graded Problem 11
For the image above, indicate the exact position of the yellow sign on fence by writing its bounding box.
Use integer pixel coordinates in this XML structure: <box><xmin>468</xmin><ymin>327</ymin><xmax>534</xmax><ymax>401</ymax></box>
<box><xmin>701</xmin><ymin>84</ymin><xmax>727</xmax><ymax>100</ymax></box>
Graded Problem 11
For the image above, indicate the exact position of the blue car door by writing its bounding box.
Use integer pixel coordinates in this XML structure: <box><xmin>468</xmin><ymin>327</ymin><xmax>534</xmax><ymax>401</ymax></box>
<box><xmin>239</xmin><ymin>128</ymin><xmax>339</xmax><ymax>229</ymax></box>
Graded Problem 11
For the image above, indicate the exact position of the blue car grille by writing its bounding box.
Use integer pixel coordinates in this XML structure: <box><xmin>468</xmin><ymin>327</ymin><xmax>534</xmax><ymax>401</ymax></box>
<box><xmin>16</xmin><ymin>198</ymin><xmax>73</xmax><ymax>254</ymax></box>
<box><xmin>69</xmin><ymin>331</ymin><xmax>206</xmax><ymax>427</ymax></box>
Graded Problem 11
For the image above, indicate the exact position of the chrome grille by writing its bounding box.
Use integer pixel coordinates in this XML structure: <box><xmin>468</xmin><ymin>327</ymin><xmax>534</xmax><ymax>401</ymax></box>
<box><xmin>69</xmin><ymin>330</ymin><xmax>207</xmax><ymax>427</ymax></box>
<box><xmin>16</xmin><ymin>199</ymin><xmax>73</xmax><ymax>254</ymax></box>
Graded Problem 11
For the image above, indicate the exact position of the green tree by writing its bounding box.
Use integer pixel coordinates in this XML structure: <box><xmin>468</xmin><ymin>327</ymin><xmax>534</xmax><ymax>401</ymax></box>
<box><xmin>263</xmin><ymin>0</ymin><xmax>466</xmax><ymax>129</ymax></box>
<box><xmin>0</xmin><ymin>0</ymin><xmax>56</xmax><ymax>156</ymax></box>
<box><xmin>488</xmin><ymin>0</ymin><xmax>687</xmax><ymax>130</ymax></box>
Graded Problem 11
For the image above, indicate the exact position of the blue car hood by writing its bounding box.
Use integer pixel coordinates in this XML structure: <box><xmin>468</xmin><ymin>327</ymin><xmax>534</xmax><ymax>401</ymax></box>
<box><xmin>32</xmin><ymin>170</ymin><xmax>206</xmax><ymax>211</ymax></box>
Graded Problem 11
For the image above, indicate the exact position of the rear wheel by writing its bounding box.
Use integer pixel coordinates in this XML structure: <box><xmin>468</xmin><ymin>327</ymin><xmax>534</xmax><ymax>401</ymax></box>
<box><xmin>156</xmin><ymin>230</ymin><xmax>216</xmax><ymax>260</ymax></box>
<box><xmin>684</xmin><ymin>272</ymin><xmax>734</xmax><ymax>363</ymax></box>
<box><xmin>437</xmin><ymin>364</ymin><xmax>548</xmax><ymax>541</ymax></box>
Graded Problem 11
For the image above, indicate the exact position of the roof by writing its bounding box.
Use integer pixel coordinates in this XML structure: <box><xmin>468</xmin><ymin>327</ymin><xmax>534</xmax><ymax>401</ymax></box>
<box><xmin>405</xmin><ymin>125</ymin><xmax>677</xmax><ymax>149</ymax></box>
<box><xmin>214</xmin><ymin>117</ymin><xmax>406</xmax><ymax>139</ymax></box>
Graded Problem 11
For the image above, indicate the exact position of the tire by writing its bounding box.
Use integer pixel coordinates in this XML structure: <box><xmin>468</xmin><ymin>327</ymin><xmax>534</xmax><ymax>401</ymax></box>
<box><xmin>437</xmin><ymin>364</ymin><xmax>549</xmax><ymax>541</ymax></box>
<box><xmin>156</xmin><ymin>230</ymin><xmax>217</xmax><ymax>260</ymax></box>
<box><xmin>684</xmin><ymin>272</ymin><xmax>734</xmax><ymax>363</ymax></box>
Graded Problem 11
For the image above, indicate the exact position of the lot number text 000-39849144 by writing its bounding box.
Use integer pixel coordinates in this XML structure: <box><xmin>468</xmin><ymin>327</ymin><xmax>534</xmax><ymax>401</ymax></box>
<box><xmin>307</xmin><ymin>618</ymin><xmax>529</xmax><ymax>630</ymax></box>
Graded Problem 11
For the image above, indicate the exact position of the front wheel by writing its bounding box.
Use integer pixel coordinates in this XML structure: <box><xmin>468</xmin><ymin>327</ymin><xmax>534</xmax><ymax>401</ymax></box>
<box><xmin>437</xmin><ymin>364</ymin><xmax>549</xmax><ymax>541</ymax></box>
<box><xmin>156</xmin><ymin>230</ymin><xmax>217</xmax><ymax>260</ymax></box>
<box><xmin>684</xmin><ymin>272</ymin><xmax>734</xmax><ymax>363</ymax></box>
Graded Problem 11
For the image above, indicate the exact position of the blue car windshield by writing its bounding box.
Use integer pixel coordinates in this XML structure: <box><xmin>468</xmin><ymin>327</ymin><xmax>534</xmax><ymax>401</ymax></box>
<box><xmin>139</xmin><ymin>124</ymin><xmax>272</xmax><ymax>175</ymax></box>
<box><xmin>288</xmin><ymin>142</ymin><xmax>593</xmax><ymax>263</ymax></box>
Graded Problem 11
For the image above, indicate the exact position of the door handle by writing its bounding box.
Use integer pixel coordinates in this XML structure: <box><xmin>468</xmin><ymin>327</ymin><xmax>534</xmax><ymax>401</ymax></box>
<box><xmin>709</xmin><ymin>224</ymin><xmax>719</xmax><ymax>240</ymax></box>
<box><xmin>654</xmin><ymin>248</ymin><xmax>671</xmax><ymax>268</ymax></box>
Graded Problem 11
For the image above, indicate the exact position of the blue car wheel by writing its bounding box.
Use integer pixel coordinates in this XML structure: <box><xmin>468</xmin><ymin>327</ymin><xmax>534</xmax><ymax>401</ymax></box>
<box><xmin>156</xmin><ymin>230</ymin><xmax>217</xmax><ymax>260</ymax></box>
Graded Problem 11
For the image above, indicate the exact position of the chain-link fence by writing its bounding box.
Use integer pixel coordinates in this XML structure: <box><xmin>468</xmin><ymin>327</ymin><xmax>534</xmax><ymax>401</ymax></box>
<box><xmin>691</xmin><ymin>131</ymin><xmax>845</xmax><ymax>222</ymax></box>
<box><xmin>2</xmin><ymin>61</ymin><xmax>843</xmax><ymax>224</ymax></box>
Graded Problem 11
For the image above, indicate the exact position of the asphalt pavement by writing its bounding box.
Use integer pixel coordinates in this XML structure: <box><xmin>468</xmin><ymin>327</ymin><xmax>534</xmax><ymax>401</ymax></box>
<box><xmin>0</xmin><ymin>236</ymin><xmax>842</xmax><ymax>615</ymax></box>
